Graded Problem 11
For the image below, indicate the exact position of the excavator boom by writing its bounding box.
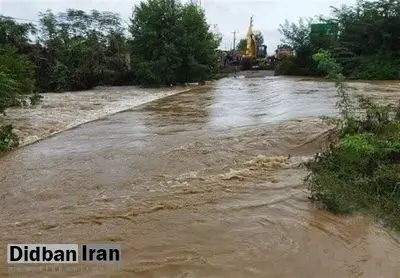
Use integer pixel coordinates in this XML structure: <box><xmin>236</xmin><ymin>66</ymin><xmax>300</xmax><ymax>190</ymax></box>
<box><xmin>245</xmin><ymin>16</ymin><xmax>257</xmax><ymax>57</ymax></box>
<box><xmin>240</xmin><ymin>16</ymin><xmax>268</xmax><ymax>70</ymax></box>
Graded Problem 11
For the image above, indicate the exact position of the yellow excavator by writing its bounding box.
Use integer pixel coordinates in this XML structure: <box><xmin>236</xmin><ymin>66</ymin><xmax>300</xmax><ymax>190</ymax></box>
<box><xmin>240</xmin><ymin>16</ymin><xmax>267</xmax><ymax>70</ymax></box>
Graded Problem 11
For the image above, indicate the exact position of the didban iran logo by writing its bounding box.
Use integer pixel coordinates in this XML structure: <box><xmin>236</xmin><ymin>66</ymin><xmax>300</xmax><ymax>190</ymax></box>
<box><xmin>7</xmin><ymin>244</ymin><xmax>121</xmax><ymax>264</ymax></box>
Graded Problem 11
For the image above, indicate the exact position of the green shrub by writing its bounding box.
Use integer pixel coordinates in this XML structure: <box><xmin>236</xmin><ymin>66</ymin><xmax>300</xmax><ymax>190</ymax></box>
<box><xmin>355</xmin><ymin>56</ymin><xmax>400</xmax><ymax>80</ymax></box>
<box><xmin>307</xmin><ymin>50</ymin><xmax>400</xmax><ymax>230</ymax></box>
<box><xmin>0</xmin><ymin>124</ymin><xmax>19</xmax><ymax>152</ymax></box>
<box><xmin>274</xmin><ymin>57</ymin><xmax>297</xmax><ymax>75</ymax></box>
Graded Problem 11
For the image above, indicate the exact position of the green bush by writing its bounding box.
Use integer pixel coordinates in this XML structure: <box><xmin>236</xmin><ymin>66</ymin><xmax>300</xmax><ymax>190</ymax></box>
<box><xmin>306</xmin><ymin>50</ymin><xmax>400</xmax><ymax>230</ymax></box>
<box><xmin>307</xmin><ymin>103</ymin><xmax>400</xmax><ymax>217</ymax></box>
<box><xmin>274</xmin><ymin>55</ymin><xmax>322</xmax><ymax>76</ymax></box>
<box><xmin>354</xmin><ymin>56</ymin><xmax>400</xmax><ymax>80</ymax></box>
<box><xmin>274</xmin><ymin>57</ymin><xmax>297</xmax><ymax>75</ymax></box>
<box><xmin>0</xmin><ymin>124</ymin><xmax>19</xmax><ymax>152</ymax></box>
<box><xmin>278</xmin><ymin>0</ymin><xmax>400</xmax><ymax>80</ymax></box>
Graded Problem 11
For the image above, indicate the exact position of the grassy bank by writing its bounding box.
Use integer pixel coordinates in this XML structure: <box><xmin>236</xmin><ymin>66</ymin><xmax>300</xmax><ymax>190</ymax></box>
<box><xmin>306</xmin><ymin>50</ymin><xmax>400</xmax><ymax>230</ymax></box>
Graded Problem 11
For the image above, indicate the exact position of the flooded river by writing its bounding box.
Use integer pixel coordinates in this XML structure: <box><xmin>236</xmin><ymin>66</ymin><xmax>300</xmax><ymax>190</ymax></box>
<box><xmin>1</xmin><ymin>73</ymin><xmax>399</xmax><ymax>277</ymax></box>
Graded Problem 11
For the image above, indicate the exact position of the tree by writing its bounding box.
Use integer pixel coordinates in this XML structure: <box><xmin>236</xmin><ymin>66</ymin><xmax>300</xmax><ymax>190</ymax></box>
<box><xmin>0</xmin><ymin>16</ymin><xmax>36</xmax><ymax>50</ymax></box>
<box><xmin>279</xmin><ymin>18</ymin><xmax>313</xmax><ymax>52</ymax></box>
<box><xmin>130</xmin><ymin>0</ymin><xmax>220</xmax><ymax>85</ymax></box>
<box><xmin>0</xmin><ymin>18</ymin><xmax>37</xmax><ymax>114</ymax></box>
<box><xmin>254</xmin><ymin>30</ymin><xmax>264</xmax><ymax>46</ymax></box>
<box><xmin>38</xmin><ymin>9</ymin><xmax>131</xmax><ymax>91</ymax></box>
<box><xmin>178</xmin><ymin>3</ymin><xmax>221</xmax><ymax>82</ymax></box>
<box><xmin>277</xmin><ymin>0</ymin><xmax>400</xmax><ymax>79</ymax></box>
<box><xmin>0</xmin><ymin>47</ymin><xmax>36</xmax><ymax>113</ymax></box>
<box><xmin>237</xmin><ymin>38</ymin><xmax>247</xmax><ymax>52</ymax></box>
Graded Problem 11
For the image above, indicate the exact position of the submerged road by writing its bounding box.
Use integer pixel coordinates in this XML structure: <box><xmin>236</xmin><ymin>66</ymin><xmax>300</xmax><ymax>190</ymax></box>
<box><xmin>1</xmin><ymin>73</ymin><xmax>399</xmax><ymax>277</ymax></box>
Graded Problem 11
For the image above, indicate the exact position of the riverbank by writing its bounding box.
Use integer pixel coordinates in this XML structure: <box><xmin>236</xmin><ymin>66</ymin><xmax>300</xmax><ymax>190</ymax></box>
<box><xmin>1</xmin><ymin>84</ymin><xmax>209</xmax><ymax>148</ymax></box>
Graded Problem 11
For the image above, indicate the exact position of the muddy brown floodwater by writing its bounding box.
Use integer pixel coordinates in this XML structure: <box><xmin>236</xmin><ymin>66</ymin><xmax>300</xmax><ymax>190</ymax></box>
<box><xmin>1</xmin><ymin>73</ymin><xmax>400</xmax><ymax>277</ymax></box>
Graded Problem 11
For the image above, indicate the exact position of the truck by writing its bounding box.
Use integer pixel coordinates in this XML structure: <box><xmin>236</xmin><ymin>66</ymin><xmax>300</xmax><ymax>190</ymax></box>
<box><xmin>275</xmin><ymin>45</ymin><xmax>293</xmax><ymax>60</ymax></box>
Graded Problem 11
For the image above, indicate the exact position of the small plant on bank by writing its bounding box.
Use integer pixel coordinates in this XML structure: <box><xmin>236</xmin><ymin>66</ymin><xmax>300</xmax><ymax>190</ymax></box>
<box><xmin>306</xmin><ymin>50</ymin><xmax>400</xmax><ymax>230</ymax></box>
<box><xmin>0</xmin><ymin>124</ymin><xmax>19</xmax><ymax>152</ymax></box>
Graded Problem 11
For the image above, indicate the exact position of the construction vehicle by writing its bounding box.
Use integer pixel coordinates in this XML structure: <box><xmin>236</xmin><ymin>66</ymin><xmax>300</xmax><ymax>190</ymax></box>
<box><xmin>240</xmin><ymin>17</ymin><xmax>268</xmax><ymax>70</ymax></box>
<box><xmin>275</xmin><ymin>44</ymin><xmax>293</xmax><ymax>60</ymax></box>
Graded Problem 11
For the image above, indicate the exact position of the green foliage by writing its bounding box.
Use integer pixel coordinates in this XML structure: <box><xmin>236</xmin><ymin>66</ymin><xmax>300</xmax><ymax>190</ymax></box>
<box><xmin>276</xmin><ymin>18</ymin><xmax>324</xmax><ymax>76</ymax></box>
<box><xmin>0</xmin><ymin>16</ymin><xmax>36</xmax><ymax>50</ymax></box>
<box><xmin>0</xmin><ymin>4</ymin><xmax>221</xmax><ymax>152</ymax></box>
<box><xmin>0</xmin><ymin>46</ymin><xmax>36</xmax><ymax>113</ymax></box>
<box><xmin>254</xmin><ymin>31</ymin><xmax>264</xmax><ymax>46</ymax></box>
<box><xmin>355</xmin><ymin>56</ymin><xmax>400</xmax><ymax>80</ymax></box>
<box><xmin>38</xmin><ymin>9</ymin><xmax>131</xmax><ymax>91</ymax></box>
<box><xmin>130</xmin><ymin>0</ymin><xmax>221</xmax><ymax>85</ymax></box>
<box><xmin>274</xmin><ymin>57</ymin><xmax>297</xmax><ymax>75</ymax></box>
<box><xmin>313</xmin><ymin>50</ymin><xmax>355</xmax><ymax>122</ymax></box>
<box><xmin>1</xmin><ymin>4</ymin><xmax>222</xmax><ymax>93</ymax></box>
<box><xmin>237</xmin><ymin>39</ymin><xmax>247</xmax><ymax>52</ymax></box>
<box><xmin>279</xmin><ymin>18</ymin><xmax>313</xmax><ymax>51</ymax></box>
<box><xmin>0</xmin><ymin>125</ymin><xmax>19</xmax><ymax>152</ymax></box>
<box><xmin>0</xmin><ymin>69</ymin><xmax>18</xmax><ymax>114</ymax></box>
<box><xmin>275</xmin><ymin>55</ymin><xmax>320</xmax><ymax>76</ymax></box>
<box><xmin>306</xmin><ymin>50</ymin><xmax>400</xmax><ymax>230</ymax></box>
<box><xmin>0</xmin><ymin>46</ymin><xmax>36</xmax><ymax>94</ymax></box>
<box><xmin>278</xmin><ymin>0</ymin><xmax>400</xmax><ymax>80</ymax></box>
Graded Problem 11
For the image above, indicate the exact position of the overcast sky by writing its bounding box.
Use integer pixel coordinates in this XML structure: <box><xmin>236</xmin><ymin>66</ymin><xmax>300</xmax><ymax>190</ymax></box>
<box><xmin>0</xmin><ymin>0</ymin><xmax>356</xmax><ymax>53</ymax></box>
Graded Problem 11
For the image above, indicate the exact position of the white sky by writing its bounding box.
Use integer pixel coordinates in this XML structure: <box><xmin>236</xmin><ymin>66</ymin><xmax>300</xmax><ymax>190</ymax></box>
<box><xmin>0</xmin><ymin>0</ymin><xmax>356</xmax><ymax>53</ymax></box>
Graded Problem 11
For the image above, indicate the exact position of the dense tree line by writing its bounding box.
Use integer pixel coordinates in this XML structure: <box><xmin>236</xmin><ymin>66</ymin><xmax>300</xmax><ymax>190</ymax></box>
<box><xmin>276</xmin><ymin>0</ymin><xmax>400</xmax><ymax>79</ymax></box>
<box><xmin>37</xmin><ymin>9</ymin><xmax>131</xmax><ymax>92</ymax></box>
<box><xmin>0</xmin><ymin>0</ymin><xmax>221</xmax><ymax>151</ymax></box>
<box><xmin>0</xmin><ymin>0</ymin><xmax>221</xmax><ymax>101</ymax></box>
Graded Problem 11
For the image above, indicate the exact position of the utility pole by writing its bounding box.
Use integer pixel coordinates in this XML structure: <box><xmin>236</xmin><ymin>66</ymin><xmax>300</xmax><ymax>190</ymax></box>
<box><xmin>232</xmin><ymin>31</ymin><xmax>237</xmax><ymax>51</ymax></box>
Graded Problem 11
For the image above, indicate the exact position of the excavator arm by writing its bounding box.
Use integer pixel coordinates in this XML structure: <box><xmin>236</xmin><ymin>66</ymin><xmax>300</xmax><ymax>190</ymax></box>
<box><xmin>245</xmin><ymin>16</ymin><xmax>257</xmax><ymax>57</ymax></box>
<box><xmin>240</xmin><ymin>16</ymin><xmax>268</xmax><ymax>70</ymax></box>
